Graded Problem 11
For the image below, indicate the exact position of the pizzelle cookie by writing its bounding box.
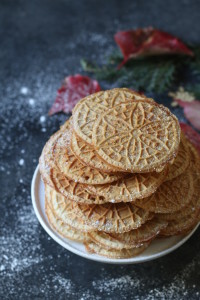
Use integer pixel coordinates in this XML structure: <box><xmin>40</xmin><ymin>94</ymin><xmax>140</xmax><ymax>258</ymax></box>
<box><xmin>53</xmin><ymin>129</ymin><xmax>123</xmax><ymax>185</ymax></box>
<box><xmin>85</xmin><ymin>240</ymin><xmax>150</xmax><ymax>259</ymax></box>
<box><xmin>158</xmin><ymin>201</ymin><xmax>197</xmax><ymax>222</ymax></box>
<box><xmin>72</xmin><ymin>88</ymin><xmax>154</xmax><ymax>144</ymax></box>
<box><xmin>135</xmin><ymin>167</ymin><xmax>194</xmax><ymax>213</ymax></box>
<box><xmin>187</xmin><ymin>140</ymin><xmax>200</xmax><ymax>165</ymax></box>
<box><xmin>159</xmin><ymin>209</ymin><xmax>200</xmax><ymax>236</ymax></box>
<box><xmin>45</xmin><ymin>202</ymin><xmax>88</xmax><ymax>242</ymax></box>
<box><xmin>70</xmin><ymin>132</ymin><xmax>120</xmax><ymax>173</ymax></box>
<box><xmin>88</xmin><ymin>231</ymin><xmax>141</xmax><ymax>250</ymax></box>
<box><xmin>39</xmin><ymin>118</ymin><xmax>73</xmax><ymax>188</ymax></box>
<box><xmin>46</xmin><ymin>185</ymin><xmax>94</xmax><ymax>232</ymax></box>
<box><xmin>165</xmin><ymin>133</ymin><xmax>190</xmax><ymax>181</ymax></box>
<box><xmin>39</xmin><ymin>122</ymin><xmax>111</xmax><ymax>204</ymax></box>
<box><xmin>51</xmin><ymin>168</ymin><xmax>108</xmax><ymax>205</ymax></box>
<box><xmin>92</xmin><ymin>101</ymin><xmax>181</xmax><ymax>173</ymax></box>
<box><xmin>87</xmin><ymin>168</ymin><xmax>168</xmax><ymax>203</ymax></box>
<box><xmin>73</xmin><ymin>201</ymin><xmax>153</xmax><ymax>233</ymax></box>
<box><xmin>88</xmin><ymin>218</ymin><xmax>167</xmax><ymax>250</ymax></box>
<box><xmin>39</xmin><ymin>130</ymin><xmax>63</xmax><ymax>188</ymax></box>
<box><xmin>111</xmin><ymin>217</ymin><xmax>168</xmax><ymax>245</ymax></box>
<box><xmin>156</xmin><ymin>158</ymin><xmax>200</xmax><ymax>222</ymax></box>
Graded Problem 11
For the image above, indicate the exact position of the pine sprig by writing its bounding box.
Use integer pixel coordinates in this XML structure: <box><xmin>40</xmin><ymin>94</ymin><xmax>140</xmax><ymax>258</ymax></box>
<box><xmin>186</xmin><ymin>83</ymin><xmax>200</xmax><ymax>99</ymax></box>
<box><xmin>188</xmin><ymin>46</ymin><xmax>200</xmax><ymax>76</ymax></box>
<box><xmin>81</xmin><ymin>56</ymin><xmax>177</xmax><ymax>93</ymax></box>
<box><xmin>80</xmin><ymin>59</ymin><xmax>120</xmax><ymax>81</ymax></box>
<box><xmin>81</xmin><ymin>45</ymin><xmax>200</xmax><ymax>94</ymax></box>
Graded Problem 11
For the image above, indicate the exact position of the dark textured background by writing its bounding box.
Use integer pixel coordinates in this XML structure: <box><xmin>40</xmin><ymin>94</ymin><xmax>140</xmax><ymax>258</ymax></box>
<box><xmin>0</xmin><ymin>1</ymin><xmax>200</xmax><ymax>299</ymax></box>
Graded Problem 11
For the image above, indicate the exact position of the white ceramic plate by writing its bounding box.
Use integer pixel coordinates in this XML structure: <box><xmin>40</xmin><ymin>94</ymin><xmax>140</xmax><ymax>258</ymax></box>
<box><xmin>31</xmin><ymin>165</ymin><xmax>199</xmax><ymax>264</ymax></box>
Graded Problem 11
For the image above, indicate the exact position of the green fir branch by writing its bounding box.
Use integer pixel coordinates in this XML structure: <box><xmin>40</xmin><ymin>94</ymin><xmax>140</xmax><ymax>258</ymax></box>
<box><xmin>186</xmin><ymin>83</ymin><xmax>200</xmax><ymax>99</ymax></box>
<box><xmin>81</xmin><ymin>56</ymin><xmax>177</xmax><ymax>93</ymax></box>
<box><xmin>187</xmin><ymin>46</ymin><xmax>200</xmax><ymax>76</ymax></box>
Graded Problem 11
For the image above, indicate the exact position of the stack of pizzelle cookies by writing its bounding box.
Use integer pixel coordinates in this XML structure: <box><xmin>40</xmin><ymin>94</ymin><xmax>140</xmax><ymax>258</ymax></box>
<box><xmin>39</xmin><ymin>88</ymin><xmax>200</xmax><ymax>259</ymax></box>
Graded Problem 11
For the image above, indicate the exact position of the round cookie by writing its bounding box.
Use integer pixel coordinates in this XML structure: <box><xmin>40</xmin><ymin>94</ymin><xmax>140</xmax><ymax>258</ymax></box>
<box><xmin>53</xmin><ymin>129</ymin><xmax>123</xmax><ymax>185</ymax></box>
<box><xmin>165</xmin><ymin>133</ymin><xmax>190</xmax><ymax>181</ymax></box>
<box><xmin>73</xmin><ymin>201</ymin><xmax>153</xmax><ymax>233</ymax></box>
<box><xmin>88</xmin><ymin>218</ymin><xmax>167</xmax><ymax>250</ymax></box>
<box><xmin>159</xmin><ymin>210</ymin><xmax>200</xmax><ymax>236</ymax></box>
<box><xmin>85</xmin><ymin>240</ymin><xmax>150</xmax><ymax>259</ymax></box>
<box><xmin>72</xmin><ymin>88</ymin><xmax>154</xmax><ymax>145</ymax></box>
<box><xmin>159</xmin><ymin>162</ymin><xmax>200</xmax><ymax>223</ymax></box>
<box><xmin>135</xmin><ymin>167</ymin><xmax>194</xmax><ymax>213</ymax></box>
<box><xmin>51</xmin><ymin>168</ymin><xmax>109</xmax><ymax>205</ymax></box>
<box><xmin>87</xmin><ymin>168</ymin><xmax>168</xmax><ymax>203</ymax></box>
<box><xmin>111</xmin><ymin>217</ymin><xmax>168</xmax><ymax>246</ymax></box>
<box><xmin>71</xmin><ymin>132</ymin><xmax>121</xmax><ymax>173</ymax></box>
<box><xmin>46</xmin><ymin>185</ymin><xmax>94</xmax><ymax>232</ymax></box>
<box><xmin>92</xmin><ymin>101</ymin><xmax>180</xmax><ymax>173</ymax></box>
<box><xmin>45</xmin><ymin>202</ymin><xmax>89</xmax><ymax>242</ymax></box>
<box><xmin>39</xmin><ymin>121</ymin><xmax>111</xmax><ymax>205</ymax></box>
<box><xmin>39</xmin><ymin>130</ymin><xmax>63</xmax><ymax>188</ymax></box>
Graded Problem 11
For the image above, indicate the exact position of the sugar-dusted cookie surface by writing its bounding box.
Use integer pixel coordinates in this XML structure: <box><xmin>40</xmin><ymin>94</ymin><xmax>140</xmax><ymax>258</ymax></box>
<box><xmin>73</xmin><ymin>88</ymin><xmax>154</xmax><ymax>145</ymax></box>
<box><xmin>92</xmin><ymin>101</ymin><xmax>180</xmax><ymax>173</ymax></box>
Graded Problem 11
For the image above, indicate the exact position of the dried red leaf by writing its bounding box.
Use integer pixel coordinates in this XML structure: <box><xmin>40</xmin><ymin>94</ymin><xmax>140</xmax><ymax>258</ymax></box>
<box><xmin>49</xmin><ymin>75</ymin><xmax>101</xmax><ymax>115</ymax></box>
<box><xmin>114</xmin><ymin>27</ymin><xmax>193</xmax><ymax>67</ymax></box>
<box><xmin>177</xmin><ymin>100</ymin><xmax>200</xmax><ymax>131</ymax></box>
<box><xmin>180</xmin><ymin>122</ymin><xmax>200</xmax><ymax>154</ymax></box>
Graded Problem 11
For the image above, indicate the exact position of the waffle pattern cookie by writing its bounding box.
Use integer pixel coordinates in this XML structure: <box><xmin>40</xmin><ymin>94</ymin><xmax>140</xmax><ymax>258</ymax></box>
<box><xmin>73</xmin><ymin>88</ymin><xmax>154</xmax><ymax>144</ymax></box>
<box><xmin>46</xmin><ymin>202</ymin><xmax>88</xmax><ymax>242</ymax></box>
<box><xmin>74</xmin><ymin>201</ymin><xmax>153</xmax><ymax>233</ymax></box>
<box><xmin>165</xmin><ymin>134</ymin><xmax>190</xmax><ymax>181</ymax></box>
<box><xmin>71</xmin><ymin>132</ymin><xmax>120</xmax><ymax>173</ymax></box>
<box><xmin>38</xmin><ymin>88</ymin><xmax>200</xmax><ymax>259</ymax></box>
<box><xmin>92</xmin><ymin>101</ymin><xmax>180</xmax><ymax>173</ymax></box>
<box><xmin>87</xmin><ymin>168</ymin><xmax>168</xmax><ymax>203</ymax></box>
<box><xmin>135</xmin><ymin>167</ymin><xmax>194</xmax><ymax>213</ymax></box>
<box><xmin>85</xmin><ymin>240</ymin><xmax>150</xmax><ymax>259</ymax></box>
<box><xmin>53</xmin><ymin>130</ymin><xmax>122</xmax><ymax>185</ymax></box>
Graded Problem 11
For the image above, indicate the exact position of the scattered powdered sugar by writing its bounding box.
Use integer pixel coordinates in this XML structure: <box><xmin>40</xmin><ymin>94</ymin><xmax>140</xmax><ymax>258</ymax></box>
<box><xmin>29</xmin><ymin>98</ymin><xmax>35</xmax><ymax>106</ymax></box>
<box><xmin>52</xmin><ymin>275</ymin><xmax>73</xmax><ymax>293</ymax></box>
<box><xmin>0</xmin><ymin>205</ymin><xmax>45</xmax><ymax>274</ymax></box>
<box><xmin>20</xmin><ymin>86</ymin><xmax>29</xmax><ymax>95</ymax></box>
<box><xmin>40</xmin><ymin>115</ymin><xmax>46</xmax><ymax>123</ymax></box>
<box><xmin>92</xmin><ymin>275</ymin><xmax>141</xmax><ymax>292</ymax></box>
<box><xmin>144</xmin><ymin>258</ymin><xmax>200</xmax><ymax>300</ymax></box>
<box><xmin>18</xmin><ymin>158</ymin><xmax>24</xmax><ymax>166</ymax></box>
<box><xmin>91</xmin><ymin>253</ymin><xmax>200</xmax><ymax>299</ymax></box>
<box><xmin>110</xmin><ymin>199</ymin><xmax>116</xmax><ymax>203</ymax></box>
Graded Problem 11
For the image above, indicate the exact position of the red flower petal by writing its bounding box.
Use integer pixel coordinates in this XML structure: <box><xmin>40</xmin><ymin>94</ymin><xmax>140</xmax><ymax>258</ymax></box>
<box><xmin>180</xmin><ymin>122</ymin><xmax>200</xmax><ymax>154</ymax></box>
<box><xmin>177</xmin><ymin>100</ymin><xmax>200</xmax><ymax>131</ymax></box>
<box><xmin>49</xmin><ymin>75</ymin><xmax>101</xmax><ymax>115</ymax></box>
<box><xmin>114</xmin><ymin>27</ymin><xmax>193</xmax><ymax>67</ymax></box>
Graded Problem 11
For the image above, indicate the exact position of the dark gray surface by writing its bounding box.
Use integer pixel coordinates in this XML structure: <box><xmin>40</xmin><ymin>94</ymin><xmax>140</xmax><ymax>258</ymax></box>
<box><xmin>0</xmin><ymin>1</ymin><xmax>200</xmax><ymax>299</ymax></box>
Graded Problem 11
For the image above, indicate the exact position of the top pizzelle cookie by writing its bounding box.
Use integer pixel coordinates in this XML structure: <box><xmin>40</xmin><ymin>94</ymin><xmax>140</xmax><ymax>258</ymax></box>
<box><xmin>72</xmin><ymin>88</ymin><xmax>154</xmax><ymax>145</ymax></box>
<box><xmin>92</xmin><ymin>101</ymin><xmax>181</xmax><ymax>173</ymax></box>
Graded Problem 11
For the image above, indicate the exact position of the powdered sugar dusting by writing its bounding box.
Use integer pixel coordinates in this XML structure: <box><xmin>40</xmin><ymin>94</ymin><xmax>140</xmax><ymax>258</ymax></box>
<box><xmin>0</xmin><ymin>205</ymin><xmax>46</xmax><ymax>274</ymax></box>
<box><xmin>20</xmin><ymin>86</ymin><xmax>29</xmax><ymax>95</ymax></box>
<box><xmin>18</xmin><ymin>158</ymin><xmax>24</xmax><ymax>166</ymax></box>
<box><xmin>91</xmin><ymin>253</ymin><xmax>200</xmax><ymax>299</ymax></box>
<box><xmin>92</xmin><ymin>275</ymin><xmax>141</xmax><ymax>292</ymax></box>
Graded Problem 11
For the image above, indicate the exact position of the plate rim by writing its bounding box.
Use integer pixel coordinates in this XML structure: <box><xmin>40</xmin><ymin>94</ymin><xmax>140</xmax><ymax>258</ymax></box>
<box><xmin>31</xmin><ymin>165</ymin><xmax>200</xmax><ymax>264</ymax></box>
